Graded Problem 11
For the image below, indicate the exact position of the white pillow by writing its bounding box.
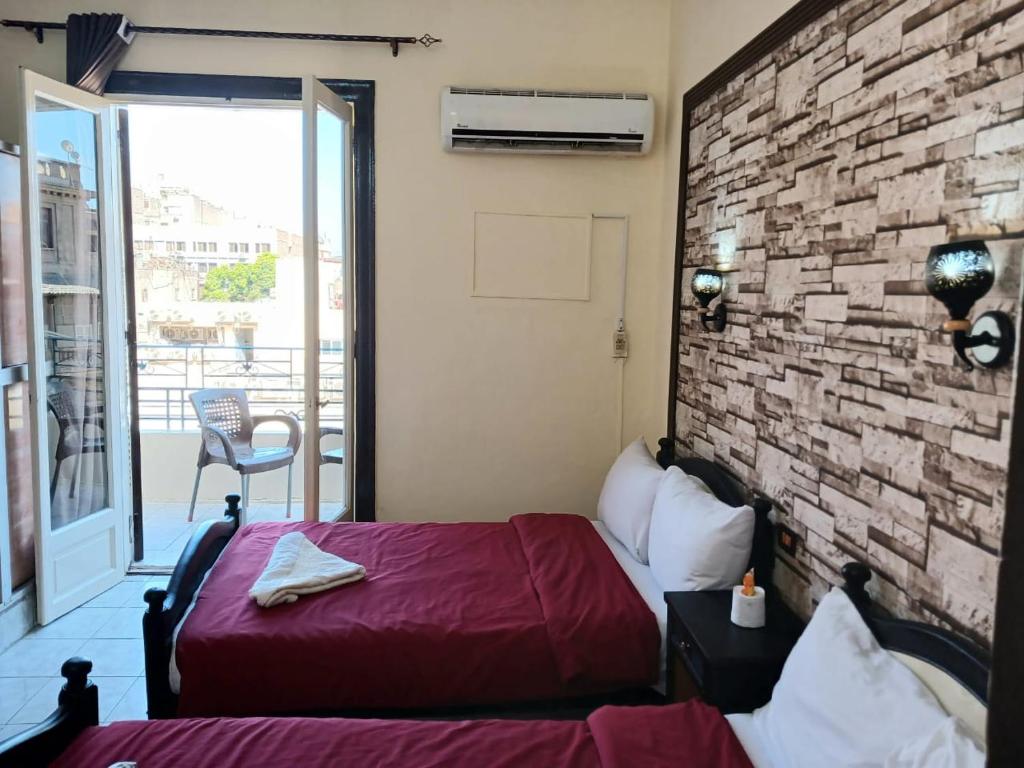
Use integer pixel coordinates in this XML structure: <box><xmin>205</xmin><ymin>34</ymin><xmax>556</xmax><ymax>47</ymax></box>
<box><xmin>596</xmin><ymin>437</ymin><xmax>663</xmax><ymax>563</ymax></box>
<box><xmin>647</xmin><ymin>466</ymin><xmax>754</xmax><ymax>591</ymax></box>
<box><xmin>884</xmin><ymin>717</ymin><xmax>985</xmax><ymax>768</ymax></box>
<box><xmin>752</xmin><ymin>588</ymin><xmax>952</xmax><ymax>768</ymax></box>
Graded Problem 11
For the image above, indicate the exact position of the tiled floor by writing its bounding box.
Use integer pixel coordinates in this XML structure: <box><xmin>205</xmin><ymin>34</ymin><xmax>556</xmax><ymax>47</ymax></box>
<box><xmin>0</xmin><ymin>574</ymin><xmax>165</xmax><ymax>739</ymax></box>
<box><xmin>138</xmin><ymin>501</ymin><xmax>340</xmax><ymax>567</ymax></box>
<box><xmin>1</xmin><ymin>502</ymin><xmax>344</xmax><ymax>737</ymax></box>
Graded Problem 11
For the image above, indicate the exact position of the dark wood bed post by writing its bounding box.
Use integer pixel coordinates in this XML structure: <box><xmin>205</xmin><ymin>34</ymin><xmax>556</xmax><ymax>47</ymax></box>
<box><xmin>143</xmin><ymin>495</ymin><xmax>242</xmax><ymax>719</ymax></box>
<box><xmin>142</xmin><ymin>587</ymin><xmax>177</xmax><ymax>719</ymax></box>
<box><xmin>656</xmin><ymin>436</ymin><xmax>675</xmax><ymax>469</ymax></box>
<box><xmin>0</xmin><ymin>658</ymin><xmax>97</xmax><ymax>768</ymax></box>
<box><xmin>840</xmin><ymin>561</ymin><xmax>873</xmax><ymax>614</ymax></box>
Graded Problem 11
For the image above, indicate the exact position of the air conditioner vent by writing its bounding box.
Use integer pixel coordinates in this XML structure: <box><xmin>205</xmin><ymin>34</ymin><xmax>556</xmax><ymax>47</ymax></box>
<box><xmin>452</xmin><ymin>137</ymin><xmax>643</xmax><ymax>153</ymax></box>
<box><xmin>449</xmin><ymin>87</ymin><xmax>536</xmax><ymax>97</ymax></box>
<box><xmin>442</xmin><ymin>86</ymin><xmax>654</xmax><ymax>156</ymax></box>
<box><xmin>449</xmin><ymin>87</ymin><xmax>649</xmax><ymax>101</ymax></box>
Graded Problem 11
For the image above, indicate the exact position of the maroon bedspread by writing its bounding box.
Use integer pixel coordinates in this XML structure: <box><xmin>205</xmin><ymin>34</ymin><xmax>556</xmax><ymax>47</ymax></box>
<box><xmin>174</xmin><ymin>514</ymin><xmax>659</xmax><ymax>716</ymax></box>
<box><xmin>53</xmin><ymin>702</ymin><xmax>752</xmax><ymax>768</ymax></box>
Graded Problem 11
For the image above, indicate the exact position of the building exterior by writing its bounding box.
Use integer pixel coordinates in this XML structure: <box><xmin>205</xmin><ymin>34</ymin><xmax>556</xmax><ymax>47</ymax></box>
<box><xmin>129</xmin><ymin>181</ymin><xmax>346</xmax><ymax>429</ymax></box>
<box><xmin>131</xmin><ymin>181</ymin><xmax>328</xmax><ymax>279</ymax></box>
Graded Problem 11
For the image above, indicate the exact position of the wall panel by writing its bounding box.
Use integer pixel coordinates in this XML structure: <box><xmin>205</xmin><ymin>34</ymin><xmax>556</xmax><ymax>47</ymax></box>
<box><xmin>673</xmin><ymin>0</ymin><xmax>1024</xmax><ymax>646</ymax></box>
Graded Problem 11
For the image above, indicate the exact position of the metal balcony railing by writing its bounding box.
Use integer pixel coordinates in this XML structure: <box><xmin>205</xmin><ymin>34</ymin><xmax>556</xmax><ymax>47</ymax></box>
<box><xmin>135</xmin><ymin>343</ymin><xmax>345</xmax><ymax>431</ymax></box>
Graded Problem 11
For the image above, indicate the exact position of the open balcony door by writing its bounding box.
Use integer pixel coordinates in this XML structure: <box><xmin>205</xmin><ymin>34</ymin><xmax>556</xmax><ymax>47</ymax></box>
<box><xmin>302</xmin><ymin>77</ymin><xmax>356</xmax><ymax>522</ymax></box>
<box><xmin>20</xmin><ymin>69</ymin><xmax>129</xmax><ymax>623</ymax></box>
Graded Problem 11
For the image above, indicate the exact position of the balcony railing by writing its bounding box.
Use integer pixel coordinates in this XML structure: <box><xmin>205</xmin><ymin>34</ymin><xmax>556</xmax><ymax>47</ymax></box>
<box><xmin>135</xmin><ymin>343</ymin><xmax>344</xmax><ymax>431</ymax></box>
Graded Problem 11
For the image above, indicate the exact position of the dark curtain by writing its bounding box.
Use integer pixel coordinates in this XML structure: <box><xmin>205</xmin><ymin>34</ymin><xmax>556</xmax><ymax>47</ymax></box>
<box><xmin>66</xmin><ymin>13</ymin><xmax>135</xmax><ymax>95</ymax></box>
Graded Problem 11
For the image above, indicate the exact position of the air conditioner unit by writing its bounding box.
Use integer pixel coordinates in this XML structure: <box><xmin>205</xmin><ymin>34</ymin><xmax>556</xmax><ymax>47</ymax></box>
<box><xmin>441</xmin><ymin>87</ymin><xmax>654</xmax><ymax>156</ymax></box>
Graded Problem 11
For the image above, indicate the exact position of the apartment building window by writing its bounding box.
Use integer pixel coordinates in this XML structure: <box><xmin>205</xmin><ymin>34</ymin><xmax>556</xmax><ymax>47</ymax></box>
<box><xmin>194</xmin><ymin>241</ymin><xmax>207</xmax><ymax>252</ymax></box>
<box><xmin>256</xmin><ymin>242</ymin><xmax>271</xmax><ymax>253</ymax></box>
<box><xmin>207</xmin><ymin>241</ymin><xmax>217</xmax><ymax>252</ymax></box>
<box><xmin>40</xmin><ymin>205</ymin><xmax>55</xmax><ymax>249</ymax></box>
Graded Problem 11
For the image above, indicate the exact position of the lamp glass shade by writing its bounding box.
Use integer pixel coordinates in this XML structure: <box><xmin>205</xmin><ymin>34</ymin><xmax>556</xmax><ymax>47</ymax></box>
<box><xmin>692</xmin><ymin>268</ymin><xmax>723</xmax><ymax>309</ymax></box>
<box><xmin>925</xmin><ymin>241</ymin><xmax>994</xmax><ymax>320</ymax></box>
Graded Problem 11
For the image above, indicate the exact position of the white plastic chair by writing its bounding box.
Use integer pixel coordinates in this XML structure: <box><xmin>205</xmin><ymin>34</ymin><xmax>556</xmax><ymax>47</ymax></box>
<box><xmin>187</xmin><ymin>389</ymin><xmax>301</xmax><ymax>521</ymax></box>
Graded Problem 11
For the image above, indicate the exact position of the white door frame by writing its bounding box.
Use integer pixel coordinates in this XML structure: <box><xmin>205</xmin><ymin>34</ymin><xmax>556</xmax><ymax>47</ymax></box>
<box><xmin>302</xmin><ymin>76</ymin><xmax>355</xmax><ymax>522</ymax></box>
<box><xmin>19</xmin><ymin>68</ymin><xmax>130</xmax><ymax>623</ymax></box>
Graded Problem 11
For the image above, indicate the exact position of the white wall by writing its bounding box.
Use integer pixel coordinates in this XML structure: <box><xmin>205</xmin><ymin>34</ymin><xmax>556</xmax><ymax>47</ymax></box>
<box><xmin>0</xmin><ymin>0</ymin><xmax>675</xmax><ymax>522</ymax></box>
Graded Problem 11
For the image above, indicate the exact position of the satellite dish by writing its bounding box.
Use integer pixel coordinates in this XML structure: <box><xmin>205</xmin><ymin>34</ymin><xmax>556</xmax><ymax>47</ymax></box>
<box><xmin>60</xmin><ymin>140</ymin><xmax>75</xmax><ymax>153</ymax></box>
<box><xmin>70</xmin><ymin>151</ymin><xmax>80</xmax><ymax>161</ymax></box>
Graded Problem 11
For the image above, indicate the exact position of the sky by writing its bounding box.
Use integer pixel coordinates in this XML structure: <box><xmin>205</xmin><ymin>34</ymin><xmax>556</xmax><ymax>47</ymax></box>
<box><xmin>125</xmin><ymin>104</ymin><xmax>303</xmax><ymax>233</ymax></box>
<box><xmin>35</xmin><ymin>101</ymin><xmax>98</xmax><ymax>207</ymax></box>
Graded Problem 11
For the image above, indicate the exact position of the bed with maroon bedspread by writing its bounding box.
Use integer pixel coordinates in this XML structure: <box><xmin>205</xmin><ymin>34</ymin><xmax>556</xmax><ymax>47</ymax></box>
<box><xmin>173</xmin><ymin>513</ymin><xmax>661</xmax><ymax>716</ymax></box>
<box><xmin>53</xmin><ymin>701</ymin><xmax>752</xmax><ymax>768</ymax></box>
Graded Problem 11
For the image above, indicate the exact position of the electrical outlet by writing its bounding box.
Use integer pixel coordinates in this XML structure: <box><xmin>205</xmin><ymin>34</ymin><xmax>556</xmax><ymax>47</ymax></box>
<box><xmin>612</xmin><ymin>328</ymin><xmax>628</xmax><ymax>358</ymax></box>
<box><xmin>777</xmin><ymin>524</ymin><xmax>800</xmax><ymax>557</ymax></box>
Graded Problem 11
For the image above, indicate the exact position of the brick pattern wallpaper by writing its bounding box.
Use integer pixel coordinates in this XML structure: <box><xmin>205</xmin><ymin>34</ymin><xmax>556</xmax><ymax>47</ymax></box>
<box><xmin>675</xmin><ymin>0</ymin><xmax>1024</xmax><ymax>646</ymax></box>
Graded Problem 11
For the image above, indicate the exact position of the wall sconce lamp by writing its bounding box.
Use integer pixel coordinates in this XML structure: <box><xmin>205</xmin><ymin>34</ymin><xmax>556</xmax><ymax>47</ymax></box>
<box><xmin>692</xmin><ymin>268</ymin><xmax>727</xmax><ymax>332</ymax></box>
<box><xmin>925</xmin><ymin>240</ymin><xmax>1014</xmax><ymax>371</ymax></box>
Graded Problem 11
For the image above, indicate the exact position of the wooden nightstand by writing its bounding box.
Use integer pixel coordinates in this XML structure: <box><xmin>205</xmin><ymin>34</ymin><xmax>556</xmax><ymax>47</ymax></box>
<box><xmin>665</xmin><ymin>590</ymin><xmax>803</xmax><ymax>714</ymax></box>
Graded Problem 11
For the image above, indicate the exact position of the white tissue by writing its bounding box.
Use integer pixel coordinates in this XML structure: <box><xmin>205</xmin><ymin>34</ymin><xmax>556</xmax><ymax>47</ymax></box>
<box><xmin>731</xmin><ymin>585</ymin><xmax>765</xmax><ymax>628</ymax></box>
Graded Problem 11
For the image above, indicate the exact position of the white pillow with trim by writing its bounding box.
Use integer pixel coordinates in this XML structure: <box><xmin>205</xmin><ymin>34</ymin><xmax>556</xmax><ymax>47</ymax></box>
<box><xmin>596</xmin><ymin>437</ymin><xmax>663</xmax><ymax>564</ymax></box>
<box><xmin>753</xmin><ymin>588</ymin><xmax>954</xmax><ymax>768</ymax></box>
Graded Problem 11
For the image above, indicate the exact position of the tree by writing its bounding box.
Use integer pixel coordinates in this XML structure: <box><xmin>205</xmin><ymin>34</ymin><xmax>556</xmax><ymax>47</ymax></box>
<box><xmin>201</xmin><ymin>252</ymin><xmax>277</xmax><ymax>302</ymax></box>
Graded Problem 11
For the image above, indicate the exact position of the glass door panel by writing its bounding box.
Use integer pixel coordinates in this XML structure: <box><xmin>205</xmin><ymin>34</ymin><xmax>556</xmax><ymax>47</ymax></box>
<box><xmin>21</xmin><ymin>69</ymin><xmax>127</xmax><ymax>623</ymax></box>
<box><xmin>302</xmin><ymin>77</ymin><xmax>354</xmax><ymax>522</ymax></box>
<box><xmin>35</xmin><ymin>97</ymin><xmax>110</xmax><ymax>527</ymax></box>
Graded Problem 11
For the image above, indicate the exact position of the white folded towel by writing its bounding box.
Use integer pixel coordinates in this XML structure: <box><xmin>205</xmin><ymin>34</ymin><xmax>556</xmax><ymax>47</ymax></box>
<box><xmin>249</xmin><ymin>531</ymin><xmax>366</xmax><ymax>608</ymax></box>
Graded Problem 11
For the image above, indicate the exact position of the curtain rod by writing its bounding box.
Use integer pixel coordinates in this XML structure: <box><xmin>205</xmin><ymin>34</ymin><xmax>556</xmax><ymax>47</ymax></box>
<box><xmin>1</xmin><ymin>19</ymin><xmax>441</xmax><ymax>57</ymax></box>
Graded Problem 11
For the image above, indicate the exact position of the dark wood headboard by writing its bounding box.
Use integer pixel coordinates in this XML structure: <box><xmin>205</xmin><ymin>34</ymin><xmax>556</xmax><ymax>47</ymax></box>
<box><xmin>656</xmin><ymin>437</ymin><xmax>775</xmax><ymax>596</ymax></box>
<box><xmin>841</xmin><ymin>562</ymin><xmax>989</xmax><ymax>704</ymax></box>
